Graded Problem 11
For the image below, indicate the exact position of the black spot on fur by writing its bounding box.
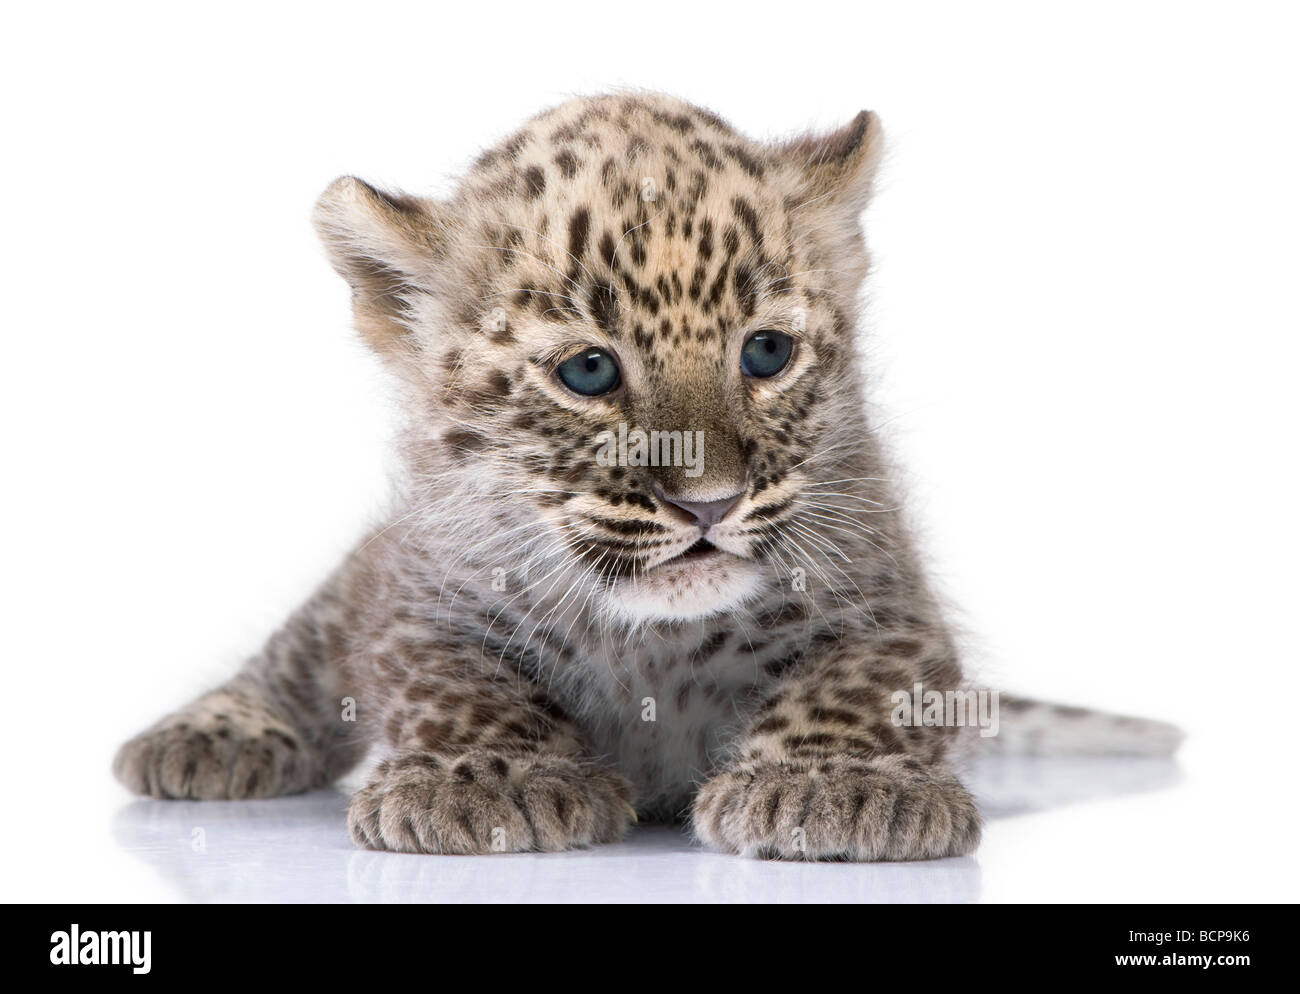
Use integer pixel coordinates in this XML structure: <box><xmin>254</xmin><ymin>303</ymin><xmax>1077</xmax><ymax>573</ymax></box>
<box><xmin>555</xmin><ymin>149</ymin><xmax>579</xmax><ymax>178</ymax></box>
<box><xmin>567</xmin><ymin>208</ymin><xmax>591</xmax><ymax>261</ymax></box>
<box><xmin>522</xmin><ymin>165</ymin><xmax>546</xmax><ymax>199</ymax></box>
<box><xmin>732</xmin><ymin>197</ymin><xmax>763</xmax><ymax>249</ymax></box>
<box><xmin>725</xmin><ymin>143</ymin><xmax>766</xmax><ymax>178</ymax></box>
<box><xmin>697</xmin><ymin>218</ymin><xmax>714</xmax><ymax>261</ymax></box>
<box><xmin>586</xmin><ymin>281</ymin><xmax>619</xmax><ymax>334</ymax></box>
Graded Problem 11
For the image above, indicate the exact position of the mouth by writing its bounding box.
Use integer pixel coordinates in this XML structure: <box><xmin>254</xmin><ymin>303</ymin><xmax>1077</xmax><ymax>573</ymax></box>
<box><xmin>667</xmin><ymin>537</ymin><xmax>718</xmax><ymax>564</ymax></box>
<box><xmin>603</xmin><ymin>535</ymin><xmax>764</xmax><ymax>623</ymax></box>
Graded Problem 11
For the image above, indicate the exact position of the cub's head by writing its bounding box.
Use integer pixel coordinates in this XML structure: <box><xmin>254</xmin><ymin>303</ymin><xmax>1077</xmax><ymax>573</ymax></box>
<box><xmin>314</xmin><ymin>94</ymin><xmax>885</xmax><ymax>626</ymax></box>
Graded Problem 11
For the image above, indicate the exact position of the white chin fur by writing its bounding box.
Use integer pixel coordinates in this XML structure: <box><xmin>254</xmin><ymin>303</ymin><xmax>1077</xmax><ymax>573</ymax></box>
<box><xmin>599</xmin><ymin>555</ymin><xmax>765</xmax><ymax>625</ymax></box>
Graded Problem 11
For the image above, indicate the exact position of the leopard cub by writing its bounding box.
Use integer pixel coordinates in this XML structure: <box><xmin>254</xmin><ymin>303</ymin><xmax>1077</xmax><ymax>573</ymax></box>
<box><xmin>117</xmin><ymin>92</ymin><xmax>993</xmax><ymax>859</ymax></box>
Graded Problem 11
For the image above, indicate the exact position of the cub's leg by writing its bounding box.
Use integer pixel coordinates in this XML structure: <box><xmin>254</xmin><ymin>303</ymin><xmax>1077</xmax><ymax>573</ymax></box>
<box><xmin>113</xmin><ymin>569</ymin><xmax>366</xmax><ymax>800</ymax></box>
<box><xmin>693</xmin><ymin>638</ymin><xmax>980</xmax><ymax>861</ymax></box>
<box><xmin>346</xmin><ymin>653</ymin><xmax>634</xmax><ymax>854</ymax></box>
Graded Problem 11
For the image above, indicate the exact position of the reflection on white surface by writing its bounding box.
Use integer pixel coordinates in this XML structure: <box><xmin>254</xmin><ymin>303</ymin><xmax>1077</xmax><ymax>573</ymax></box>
<box><xmin>964</xmin><ymin>754</ymin><xmax>1182</xmax><ymax>819</ymax></box>
<box><xmin>110</xmin><ymin>755</ymin><xmax>1180</xmax><ymax>903</ymax></box>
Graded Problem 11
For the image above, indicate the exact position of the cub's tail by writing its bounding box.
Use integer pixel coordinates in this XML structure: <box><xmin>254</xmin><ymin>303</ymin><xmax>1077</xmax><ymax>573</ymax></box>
<box><xmin>977</xmin><ymin>692</ymin><xmax>1184</xmax><ymax>757</ymax></box>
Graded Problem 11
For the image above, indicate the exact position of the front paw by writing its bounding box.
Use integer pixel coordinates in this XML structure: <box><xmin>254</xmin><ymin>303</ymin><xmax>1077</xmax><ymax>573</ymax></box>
<box><xmin>347</xmin><ymin>751</ymin><xmax>636</xmax><ymax>854</ymax></box>
<box><xmin>693</xmin><ymin>755</ymin><xmax>980</xmax><ymax>861</ymax></box>
<box><xmin>113</xmin><ymin>707</ymin><xmax>312</xmax><ymax>800</ymax></box>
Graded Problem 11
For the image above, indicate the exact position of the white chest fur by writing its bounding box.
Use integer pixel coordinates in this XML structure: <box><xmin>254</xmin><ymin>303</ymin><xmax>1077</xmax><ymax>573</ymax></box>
<box><xmin>559</xmin><ymin>630</ymin><xmax>777</xmax><ymax>817</ymax></box>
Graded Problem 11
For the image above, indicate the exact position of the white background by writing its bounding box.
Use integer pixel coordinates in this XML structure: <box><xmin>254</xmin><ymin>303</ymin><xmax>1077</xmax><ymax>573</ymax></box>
<box><xmin>2</xmin><ymin>1</ymin><xmax>1297</xmax><ymax>902</ymax></box>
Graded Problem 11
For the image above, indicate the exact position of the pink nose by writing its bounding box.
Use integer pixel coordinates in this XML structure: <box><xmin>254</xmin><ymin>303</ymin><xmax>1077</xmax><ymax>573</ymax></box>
<box><xmin>652</xmin><ymin>483</ymin><xmax>745</xmax><ymax>527</ymax></box>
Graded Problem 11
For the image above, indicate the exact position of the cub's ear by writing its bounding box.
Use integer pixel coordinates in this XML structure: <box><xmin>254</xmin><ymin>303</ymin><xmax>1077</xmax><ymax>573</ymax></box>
<box><xmin>312</xmin><ymin>176</ymin><xmax>448</xmax><ymax>347</ymax></box>
<box><xmin>776</xmin><ymin>110</ymin><xmax>883</xmax><ymax>211</ymax></box>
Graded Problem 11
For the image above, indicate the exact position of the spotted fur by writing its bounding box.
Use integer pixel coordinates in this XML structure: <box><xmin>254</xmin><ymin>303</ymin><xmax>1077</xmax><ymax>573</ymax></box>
<box><xmin>114</xmin><ymin>93</ymin><xmax>1177</xmax><ymax>860</ymax></box>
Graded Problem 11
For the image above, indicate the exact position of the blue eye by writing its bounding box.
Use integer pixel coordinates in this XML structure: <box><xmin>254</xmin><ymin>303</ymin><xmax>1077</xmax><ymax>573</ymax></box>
<box><xmin>557</xmin><ymin>348</ymin><xmax>621</xmax><ymax>396</ymax></box>
<box><xmin>740</xmin><ymin>331</ymin><xmax>793</xmax><ymax>378</ymax></box>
